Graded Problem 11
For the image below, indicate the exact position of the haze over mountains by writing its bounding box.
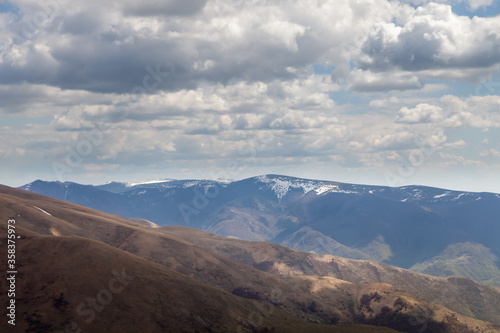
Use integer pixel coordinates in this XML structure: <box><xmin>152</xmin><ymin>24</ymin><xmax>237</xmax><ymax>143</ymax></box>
<box><xmin>1</xmin><ymin>184</ymin><xmax>500</xmax><ymax>332</ymax></box>
<box><xmin>20</xmin><ymin>174</ymin><xmax>500</xmax><ymax>287</ymax></box>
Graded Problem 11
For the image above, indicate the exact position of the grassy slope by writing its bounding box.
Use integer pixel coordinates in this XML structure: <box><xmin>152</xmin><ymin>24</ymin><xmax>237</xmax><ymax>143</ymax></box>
<box><xmin>0</xmin><ymin>228</ymin><xmax>395</xmax><ymax>333</ymax></box>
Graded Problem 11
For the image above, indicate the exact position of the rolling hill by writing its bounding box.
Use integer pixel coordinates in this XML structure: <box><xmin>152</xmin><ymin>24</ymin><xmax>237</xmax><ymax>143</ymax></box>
<box><xmin>2</xmin><ymin>228</ymin><xmax>396</xmax><ymax>333</ymax></box>
<box><xmin>159</xmin><ymin>226</ymin><xmax>500</xmax><ymax>326</ymax></box>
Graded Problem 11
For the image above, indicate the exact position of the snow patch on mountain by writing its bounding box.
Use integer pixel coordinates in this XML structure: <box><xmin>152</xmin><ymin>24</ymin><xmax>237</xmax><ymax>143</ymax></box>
<box><xmin>34</xmin><ymin>206</ymin><xmax>52</xmax><ymax>216</ymax></box>
<box><xmin>257</xmin><ymin>176</ymin><xmax>291</xmax><ymax>200</ymax></box>
<box><xmin>434</xmin><ymin>192</ymin><xmax>450</xmax><ymax>199</ymax></box>
<box><xmin>452</xmin><ymin>193</ymin><xmax>467</xmax><ymax>201</ymax></box>
<box><xmin>127</xmin><ymin>179</ymin><xmax>173</xmax><ymax>187</ymax></box>
<box><xmin>314</xmin><ymin>185</ymin><xmax>341</xmax><ymax>195</ymax></box>
<box><xmin>206</xmin><ymin>178</ymin><xmax>234</xmax><ymax>184</ymax></box>
<box><xmin>181</xmin><ymin>179</ymin><xmax>232</xmax><ymax>189</ymax></box>
<box><xmin>103</xmin><ymin>178</ymin><xmax>233</xmax><ymax>192</ymax></box>
<box><xmin>256</xmin><ymin>175</ymin><xmax>346</xmax><ymax>200</ymax></box>
<box><xmin>181</xmin><ymin>181</ymin><xmax>205</xmax><ymax>188</ymax></box>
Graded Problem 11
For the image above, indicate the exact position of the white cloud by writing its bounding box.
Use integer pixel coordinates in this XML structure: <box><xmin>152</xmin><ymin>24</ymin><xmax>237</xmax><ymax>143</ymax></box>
<box><xmin>359</xmin><ymin>2</ymin><xmax>500</xmax><ymax>80</ymax></box>
<box><xmin>465</xmin><ymin>0</ymin><xmax>494</xmax><ymax>11</ymax></box>
<box><xmin>3</xmin><ymin>0</ymin><xmax>498</xmax><ymax>95</ymax></box>
<box><xmin>369</xmin><ymin>97</ymin><xmax>400</xmax><ymax>108</ymax></box>
<box><xmin>0</xmin><ymin>0</ymin><xmax>499</xmax><ymax>191</ymax></box>
<box><xmin>480</xmin><ymin>148</ymin><xmax>500</xmax><ymax>157</ymax></box>
<box><xmin>444</xmin><ymin>140</ymin><xmax>467</xmax><ymax>148</ymax></box>
<box><xmin>397</xmin><ymin>103</ymin><xmax>444</xmax><ymax>123</ymax></box>
<box><xmin>350</xmin><ymin>70</ymin><xmax>423</xmax><ymax>92</ymax></box>
<box><xmin>439</xmin><ymin>152</ymin><xmax>466</xmax><ymax>165</ymax></box>
<box><xmin>404</xmin><ymin>0</ymin><xmax>495</xmax><ymax>11</ymax></box>
<box><xmin>395</xmin><ymin>95</ymin><xmax>500</xmax><ymax>128</ymax></box>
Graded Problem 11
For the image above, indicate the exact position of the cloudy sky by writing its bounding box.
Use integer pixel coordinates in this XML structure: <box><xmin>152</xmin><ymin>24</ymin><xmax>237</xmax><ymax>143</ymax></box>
<box><xmin>0</xmin><ymin>0</ymin><xmax>499</xmax><ymax>192</ymax></box>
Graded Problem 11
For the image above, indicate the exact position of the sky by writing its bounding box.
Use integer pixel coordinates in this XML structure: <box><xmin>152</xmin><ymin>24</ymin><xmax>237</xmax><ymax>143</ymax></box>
<box><xmin>0</xmin><ymin>0</ymin><xmax>499</xmax><ymax>193</ymax></box>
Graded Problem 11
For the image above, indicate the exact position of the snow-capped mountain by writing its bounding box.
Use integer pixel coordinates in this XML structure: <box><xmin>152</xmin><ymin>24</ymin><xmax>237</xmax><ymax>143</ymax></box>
<box><xmin>19</xmin><ymin>174</ymin><xmax>500</xmax><ymax>285</ymax></box>
<box><xmin>254</xmin><ymin>174</ymin><xmax>492</xmax><ymax>204</ymax></box>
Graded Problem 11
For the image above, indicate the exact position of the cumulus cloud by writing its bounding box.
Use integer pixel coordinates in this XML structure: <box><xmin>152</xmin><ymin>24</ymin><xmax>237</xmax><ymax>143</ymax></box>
<box><xmin>2</xmin><ymin>0</ymin><xmax>498</xmax><ymax>96</ymax></box>
<box><xmin>369</xmin><ymin>97</ymin><xmax>400</xmax><ymax>108</ymax></box>
<box><xmin>479</xmin><ymin>148</ymin><xmax>500</xmax><ymax>157</ymax></box>
<box><xmin>440</xmin><ymin>95</ymin><xmax>500</xmax><ymax>128</ymax></box>
<box><xmin>0</xmin><ymin>0</ymin><xmax>338</xmax><ymax>93</ymax></box>
<box><xmin>395</xmin><ymin>95</ymin><xmax>500</xmax><ymax>128</ymax></box>
<box><xmin>349</xmin><ymin>70</ymin><xmax>423</xmax><ymax>92</ymax></box>
<box><xmin>439</xmin><ymin>152</ymin><xmax>466</xmax><ymax>165</ymax></box>
<box><xmin>0</xmin><ymin>0</ymin><xmax>499</xmax><ymax>190</ymax></box>
<box><xmin>397</xmin><ymin>103</ymin><xmax>444</xmax><ymax>123</ymax></box>
<box><xmin>463</xmin><ymin>0</ymin><xmax>494</xmax><ymax>11</ymax></box>
<box><xmin>402</xmin><ymin>0</ymin><xmax>494</xmax><ymax>11</ymax></box>
<box><xmin>121</xmin><ymin>0</ymin><xmax>208</xmax><ymax>17</ymax></box>
<box><xmin>443</xmin><ymin>140</ymin><xmax>467</xmax><ymax>148</ymax></box>
<box><xmin>358</xmin><ymin>3</ymin><xmax>500</xmax><ymax>77</ymax></box>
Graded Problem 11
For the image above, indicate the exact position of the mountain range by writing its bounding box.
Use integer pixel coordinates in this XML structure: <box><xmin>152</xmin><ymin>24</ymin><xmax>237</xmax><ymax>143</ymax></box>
<box><xmin>20</xmin><ymin>174</ymin><xmax>500</xmax><ymax>287</ymax></box>
<box><xmin>1</xmin><ymin>184</ymin><xmax>500</xmax><ymax>332</ymax></box>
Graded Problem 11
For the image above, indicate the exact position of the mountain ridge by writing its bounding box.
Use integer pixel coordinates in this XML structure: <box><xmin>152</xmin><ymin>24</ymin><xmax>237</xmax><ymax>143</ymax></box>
<box><xmin>22</xmin><ymin>174</ymin><xmax>500</xmax><ymax>197</ymax></box>
<box><xmin>18</xmin><ymin>175</ymin><xmax>500</xmax><ymax>287</ymax></box>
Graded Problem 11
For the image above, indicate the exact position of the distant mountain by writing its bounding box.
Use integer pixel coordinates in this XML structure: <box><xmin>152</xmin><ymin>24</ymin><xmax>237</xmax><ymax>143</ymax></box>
<box><xmin>2</xmin><ymin>184</ymin><xmax>500</xmax><ymax>332</ymax></box>
<box><xmin>20</xmin><ymin>174</ymin><xmax>500</xmax><ymax>286</ymax></box>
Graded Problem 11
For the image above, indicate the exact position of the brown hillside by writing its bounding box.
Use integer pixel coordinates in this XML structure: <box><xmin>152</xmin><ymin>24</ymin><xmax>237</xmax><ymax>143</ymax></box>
<box><xmin>0</xmin><ymin>227</ymin><xmax>397</xmax><ymax>333</ymax></box>
<box><xmin>160</xmin><ymin>225</ymin><xmax>500</xmax><ymax>326</ymax></box>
